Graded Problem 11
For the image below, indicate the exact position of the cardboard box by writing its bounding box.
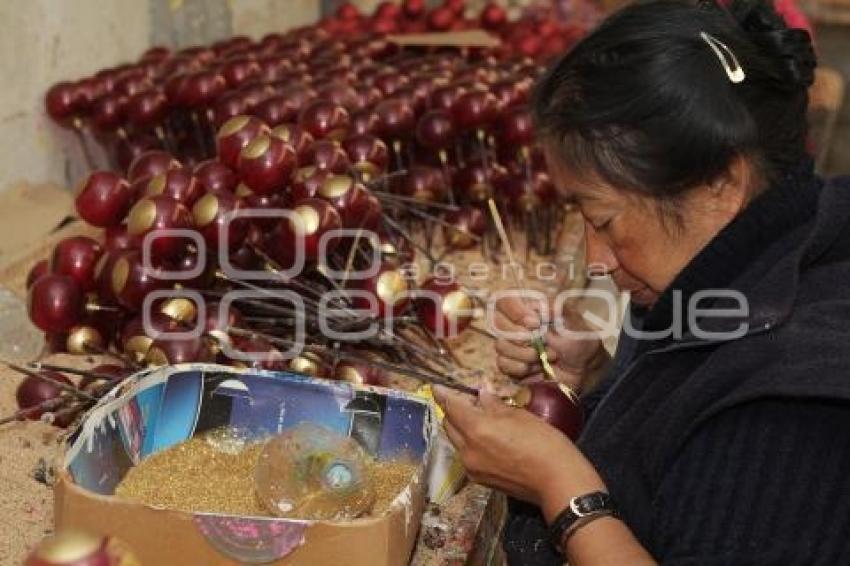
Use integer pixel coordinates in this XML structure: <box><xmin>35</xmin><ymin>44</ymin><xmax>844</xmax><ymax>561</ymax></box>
<box><xmin>55</xmin><ymin>364</ymin><xmax>435</xmax><ymax>565</ymax></box>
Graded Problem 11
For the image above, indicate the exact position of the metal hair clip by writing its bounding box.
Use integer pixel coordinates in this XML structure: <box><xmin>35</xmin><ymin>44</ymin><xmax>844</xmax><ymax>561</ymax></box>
<box><xmin>700</xmin><ymin>32</ymin><xmax>746</xmax><ymax>84</ymax></box>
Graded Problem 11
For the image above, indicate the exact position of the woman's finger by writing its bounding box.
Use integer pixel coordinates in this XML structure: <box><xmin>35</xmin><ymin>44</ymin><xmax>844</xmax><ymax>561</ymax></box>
<box><xmin>496</xmin><ymin>295</ymin><xmax>537</xmax><ymax>325</ymax></box>
<box><xmin>495</xmin><ymin>339</ymin><xmax>542</xmax><ymax>364</ymax></box>
<box><xmin>433</xmin><ymin>385</ymin><xmax>480</xmax><ymax>430</ymax></box>
<box><xmin>497</xmin><ymin>355</ymin><xmax>533</xmax><ymax>377</ymax></box>
<box><xmin>442</xmin><ymin>420</ymin><xmax>466</xmax><ymax>450</ymax></box>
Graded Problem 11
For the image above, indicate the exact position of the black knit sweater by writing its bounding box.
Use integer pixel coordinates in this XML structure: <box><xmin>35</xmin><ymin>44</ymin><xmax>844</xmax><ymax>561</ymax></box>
<box><xmin>503</xmin><ymin>163</ymin><xmax>850</xmax><ymax>565</ymax></box>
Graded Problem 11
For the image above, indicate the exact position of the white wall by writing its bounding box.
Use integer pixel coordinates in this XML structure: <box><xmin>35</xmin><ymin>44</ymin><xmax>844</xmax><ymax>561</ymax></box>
<box><xmin>0</xmin><ymin>1</ymin><xmax>150</xmax><ymax>195</ymax></box>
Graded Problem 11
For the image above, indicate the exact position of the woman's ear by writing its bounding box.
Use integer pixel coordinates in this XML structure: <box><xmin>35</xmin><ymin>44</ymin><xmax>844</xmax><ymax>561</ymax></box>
<box><xmin>707</xmin><ymin>155</ymin><xmax>753</xmax><ymax>219</ymax></box>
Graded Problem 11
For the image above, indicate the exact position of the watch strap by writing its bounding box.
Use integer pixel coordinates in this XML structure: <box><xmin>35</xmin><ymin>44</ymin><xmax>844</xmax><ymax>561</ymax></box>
<box><xmin>547</xmin><ymin>491</ymin><xmax>618</xmax><ymax>549</ymax></box>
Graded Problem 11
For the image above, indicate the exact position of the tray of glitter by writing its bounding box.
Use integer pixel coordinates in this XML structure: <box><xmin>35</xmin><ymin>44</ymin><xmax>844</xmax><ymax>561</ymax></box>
<box><xmin>54</xmin><ymin>363</ymin><xmax>436</xmax><ymax>566</ymax></box>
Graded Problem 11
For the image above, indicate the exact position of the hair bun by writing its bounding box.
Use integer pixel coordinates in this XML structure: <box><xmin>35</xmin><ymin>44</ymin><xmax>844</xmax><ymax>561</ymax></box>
<box><xmin>728</xmin><ymin>0</ymin><xmax>816</xmax><ymax>88</ymax></box>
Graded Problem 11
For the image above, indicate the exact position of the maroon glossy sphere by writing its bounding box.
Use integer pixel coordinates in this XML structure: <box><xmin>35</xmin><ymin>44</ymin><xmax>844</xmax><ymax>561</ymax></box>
<box><xmin>521</xmin><ymin>381</ymin><xmax>584</xmax><ymax>440</ymax></box>
<box><xmin>254</xmin><ymin>95</ymin><xmax>299</xmax><ymax>127</ymax></box>
<box><xmin>403</xmin><ymin>0</ymin><xmax>426</xmax><ymax>19</ymax></box>
<box><xmin>26</xmin><ymin>260</ymin><xmax>49</xmax><ymax>289</ymax></box>
<box><xmin>444</xmin><ymin>207</ymin><xmax>487</xmax><ymax>249</ymax></box>
<box><xmin>216</xmin><ymin>115</ymin><xmax>271</xmax><ymax>169</ymax></box>
<box><xmin>109</xmin><ymin>250</ymin><xmax>170</xmax><ymax>312</ymax></box>
<box><xmin>372</xmin><ymin>72</ymin><xmax>410</xmax><ymax>98</ymax></box>
<box><xmin>289</xmin><ymin>166</ymin><xmax>331</xmax><ymax>204</ymax></box>
<box><xmin>212</xmin><ymin>91</ymin><xmax>249</xmax><ymax>127</ymax></box>
<box><xmin>237</xmin><ymin>134</ymin><xmax>297</xmax><ymax>195</ymax></box>
<box><xmin>304</xmin><ymin>140</ymin><xmax>350</xmax><ymax>174</ymax></box>
<box><xmin>455</xmin><ymin>161</ymin><xmax>497</xmax><ymax>202</ymax></box>
<box><xmin>334</xmin><ymin>361</ymin><xmax>385</xmax><ymax>385</ymax></box>
<box><xmin>342</xmin><ymin>134</ymin><xmax>389</xmax><ymax>181</ymax></box>
<box><xmin>480</xmin><ymin>2</ymin><xmax>507</xmax><ymax>30</ymax></box>
<box><xmin>400</xmin><ymin>166</ymin><xmax>446</xmax><ymax>202</ymax></box>
<box><xmin>416</xmin><ymin>276</ymin><xmax>473</xmax><ymax>337</ymax></box>
<box><xmin>45</xmin><ymin>82</ymin><xmax>81</xmax><ymax>123</ymax></box>
<box><xmin>103</xmin><ymin>225</ymin><xmax>136</xmax><ymax>253</ymax></box>
<box><xmin>427</xmin><ymin>6</ymin><xmax>455</xmax><ymax>31</ymax></box>
<box><xmin>193</xmin><ymin>159</ymin><xmax>238</xmax><ymax>195</ymax></box>
<box><xmin>271</xmin><ymin>123</ymin><xmax>314</xmax><ymax>162</ymax></box>
<box><xmin>49</xmin><ymin>236</ymin><xmax>103</xmax><ymax>292</ymax></box>
<box><xmin>141</xmin><ymin>168</ymin><xmax>204</xmax><ymax>207</ymax></box>
<box><xmin>429</xmin><ymin>84</ymin><xmax>466</xmax><ymax>112</ymax></box>
<box><xmin>127</xmin><ymin>150</ymin><xmax>182</xmax><ymax>183</ymax></box>
<box><xmin>125</xmin><ymin>195</ymin><xmax>194</xmax><ymax>261</ymax></box>
<box><xmin>27</xmin><ymin>274</ymin><xmax>85</xmax><ymax>332</ymax></box>
<box><xmin>348</xmin><ymin>109</ymin><xmax>378</xmax><ymax>136</ymax></box>
<box><xmin>298</xmin><ymin>99</ymin><xmax>350</xmax><ymax>142</ymax></box>
<box><xmin>499</xmin><ymin>107</ymin><xmax>535</xmax><ymax>147</ymax></box>
<box><xmin>317</xmin><ymin>175</ymin><xmax>373</xmax><ymax>229</ymax></box>
<box><xmin>416</xmin><ymin>110</ymin><xmax>456</xmax><ymax>150</ymax></box>
<box><xmin>374</xmin><ymin>99</ymin><xmax>416</xmax><ymax>141</ymax></box>
<box><xmin>203</xmin><ymin>301</ymin><xmax>242</xmax><ymax>345</ymax></box>
<box><xmin>74</xmin><ymin>171</ymin><xmax>134</xmax><ymax>227</ymax></box>
<box><xmin>179</xmin><ymin>70</ymin><xmax>227</xmax><ymax>108</ymax></box>
<box><xmin>352</xmin><ymin>262</ymin><xmax>411</xmax><ymax>318</ymax></box>
<box><xmin>270</xmin><ymin>198</ymin><xmax>342</xmax><ymax>263</ymax></box>
<box><xmin>120</xmin><ymin>312</ymin><xmax>180</xmax><ymax>361</ymax></box>
<box><xmin>222</xmin><ymin>57</ymin><xmax>262</xmax><ymax>88</ymax></box>
<box><xmin>453</xmin><ymin>90</ymin><xmax>500</xmax><ymax>131</ymax></box>
<box><xmin>316</xmin><ymin>81</ymin><xmax>361</xmax><ymax>112</ymax></box>
<box><xmin>16</xmin><ymin>371</ymin><xmax>73</xmax><ymax>420</ymax></box>
<box><xmin>192</xmin><ymin>191</ymin><xmax>248</xmax><ymax>251</ymax></box>
<box><xmin>126</xmin><ymin>90</ymin><xmax>168</xmax><ymax>129</ymax></box>
<box><xmin>90</xmin><ymin>93</ymin><xmax>129</xmax><ymax>133</ymax></box>
<box><xmin>146</xmin><ymin>334</ymin><xmax>211</xmax><ymax>365</ymax></box>
<box><xmin>112</xmin><ymin>117</ymin><xmax>156</xmax><ymax>159</ymax></box>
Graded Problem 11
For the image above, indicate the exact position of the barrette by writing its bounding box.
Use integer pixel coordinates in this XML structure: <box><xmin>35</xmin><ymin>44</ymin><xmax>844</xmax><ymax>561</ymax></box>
<box><xmin>700</xmin><ymin>31</ymin><xmax>746</xmax><ymax>84</ymax></box>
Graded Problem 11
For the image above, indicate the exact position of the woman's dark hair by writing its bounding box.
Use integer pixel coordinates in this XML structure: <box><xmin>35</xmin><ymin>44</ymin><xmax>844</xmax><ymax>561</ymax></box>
<box><xmin>532</xmin><ymin>0</ymin><xmax>817</xmax><ymax>201</ymax></box>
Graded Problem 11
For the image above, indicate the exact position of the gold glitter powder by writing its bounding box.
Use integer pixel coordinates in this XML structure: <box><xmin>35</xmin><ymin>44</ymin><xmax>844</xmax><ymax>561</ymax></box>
<box><xmin>114</xmin><ymin>429</ymin><xmax>419</xmax><ymax>519</ymax></box>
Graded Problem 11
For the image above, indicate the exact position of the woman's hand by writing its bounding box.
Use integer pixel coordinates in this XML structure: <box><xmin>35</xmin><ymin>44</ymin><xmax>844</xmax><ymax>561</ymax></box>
<box><xmin>432</xmin><ymin>385</ymin><xmax>606</xmax><ymax>520</ymax></box>
<box><xmin>494</xmin><ymin>294</ymin><xmax>609</xmax><ymax>393</ymax></box>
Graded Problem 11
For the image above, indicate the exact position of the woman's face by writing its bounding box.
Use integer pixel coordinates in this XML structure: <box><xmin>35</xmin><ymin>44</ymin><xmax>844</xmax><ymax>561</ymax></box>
<box><xmin>545</xmin><ymin>147</ymin><xmax>748</xmax><ymax>308</ymax></box>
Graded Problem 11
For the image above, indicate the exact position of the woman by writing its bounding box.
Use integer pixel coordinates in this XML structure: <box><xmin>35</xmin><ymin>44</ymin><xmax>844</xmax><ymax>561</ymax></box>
<box><xmin>433</xmin><ymin>0</ymin><xmax>850</xmax><ymax>564</ymax></box>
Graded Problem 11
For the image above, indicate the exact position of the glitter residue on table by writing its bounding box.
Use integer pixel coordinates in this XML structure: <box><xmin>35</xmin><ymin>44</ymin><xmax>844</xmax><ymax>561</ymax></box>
<box><xmin>114</xmin><ymin>431</ymin><xmax>419</xmax><ymax>519</ymax></box>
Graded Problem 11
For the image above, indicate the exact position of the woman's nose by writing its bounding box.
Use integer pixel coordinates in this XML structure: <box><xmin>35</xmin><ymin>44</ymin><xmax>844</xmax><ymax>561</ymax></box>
<box><xmin>584</xmin><ymin>221</ymin><xmax>619</xmax><ymax>276</ymax></box>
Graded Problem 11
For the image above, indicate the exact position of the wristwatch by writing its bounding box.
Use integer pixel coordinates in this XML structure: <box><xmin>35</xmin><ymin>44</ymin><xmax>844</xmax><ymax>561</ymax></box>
<box><xmin>547</xmin><ymin>491</ymin><xmax>618</xmax><ymax>549</ymax></box>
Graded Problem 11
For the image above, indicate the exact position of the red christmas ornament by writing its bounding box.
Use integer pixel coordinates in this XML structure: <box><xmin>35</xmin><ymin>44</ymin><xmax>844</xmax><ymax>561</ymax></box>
<box><xmin>49</xmin><ymin>236</ymin><xmax>104</xmax><ymax>293</ymax></box>
<box><xmin>74</xmin><ymin>171</ymin><xmax>134</xmax><ymax>228</ymax></box>
<box><xmin>515</xmin><ymin>381</ymin><xmax>584</xmax><ymax>440</ymax></box>
<box><xmin>125</xmin><ymin>195</ymin><xmax>193</xmax><ymax>261</ymax></box>
<box><xmin>15</xmin><ymin>371</ymin><xmax>73</xmax><ymax>421</ymax></box>
<box><xmin>298</xmin><ymin>99</ymin><xmax>350</xmax><ymax>141</ymax></box>
<box><xmin>237</xmin><ymin>134</ymin><xmax>297</xmax><ymax>195</ymax></box>
<box><xmin>444</xmin><ymin>207</ymin><xmax>487</xmax><ymax>249</ymax></box>
<box><xmin>125</xmin><ymin>89</ymin><xmax>168</xmax><ymax>130</ymax></box>
<box><xmin>304</xmin><ymin>140</ymin><xmax>350</xmax><ymax>174</ymax></box>
<box><xmin>452</xmin><ymin>90</ymin><xmax>500</xmax><ymax>131</ymax></box>
<box><xmin>374</xmin><ymin>98</ymin><xmax>416</xmax><ymax>141</ymax></box>
<box><xmin>141</xmin><ymin>168</ymin><xmax>204</xmax><ymax>207</ymax></box>
<box><xmin>193</xmin><ymin>159</ymin><xmax>238</xmax><ymax>195</ymax></box>
<box><xmin>90</xmin><ymin>93</ymin><xmax>129</xmax><ymax>133</ymax></box>
<box><xmin>290</xmin><ymin>166</ymin><xmax>332</xmax><ymax>204</ymax></box>
<box><xmin>108</xmin><ymin>250</ymin><xmax>170</xmax><ymax>312</ymax></box>
<box><xmin>216</xmin><ymin>115</ymin><xmax>271</xmax><ymax>170</ymax></box>
<box><xmin>27</xmin><ymin>275</ymin><xmax>85</xmax><ymax>333</ymax></box>
<box><xmin>480</xmin><ymin>2</ymin><xmax>507</xmax><ymax>30</ymax></box>
<box><xmin>416</xmin><ymin>277</ymin><xmax>474</xmax><ymax>337</ymax></box>
<box><xmin>427</xmin><ymin>6</ymin><xmax>455</xmax><ymax>31</ymax></box>
<box><xmin>416</xmin><ymin>110</ymin><xmax>456</xmax><ymax>151</ymax></box>
<box><xmin>499</xmin><ymin>106</ymin><xmax>535</xmax><ymax>148</ymax></box>
<box><xmin>25</xmin><ymin>530</ymin><xmax>140</xmax><ymax>566</ymax></box>
<box><xmin>400</xmin><ymin>166</ymin><xmax>446</xmax><ymax>202</ymax></box>
<box><xmin>192</xmin><ymin>191</ymin><xmax>248</xmax><ymax>251</ymax></box>
<box><xmin>127</xmin><ymin>150</ymin><xmax>182</xmax><ymax>184</ymax></box>
<box><xmin>146</xmin><ymin>334</ymin><xmax>211</xmax><ymax>365</ymax></box>
<box><xmin>342</xmin><ymin>134</ymin><xmax>389</xmax><ymax>181</ymax></box>
<box><xmin>212</xmin><ymin>91</ymin><xmax>249</xmax><ymax>128</ymax></box>
<box><xmin>271</xmin><ymin>123</ymin><xmax>315</xmax><ymax>162</ymax></box>
<box><xmin>269</xmin><ymin>198</ymin><xmax>342</xmax><ymax>264</ymax></box>
<box><xmin>222</xmin><ymin>57</ymin><xmax>262</xmax><ymax>88</ymax></box>
<box><xmin>317</xmin><ymin>175</ymin><xmax>373</xmax><ymax>229</ymax></box>
<box><xmin>26</xmin><ymin>260</ymin><xmax>49</xmax><ymax>290</ymax></box>
<box><xmin>352</xmin><ymin>263</ymin><xmax>411</xmax><ymax>318</ymax></box>
<box><xmin>103</xmin><ymin>225</ymin><xmax>136</xmax><ymax>254</ymax></box>
<box><xmin>334</xmin><ymin>361</ymin><xmax>385</xmax><ymax>386</ymax></box>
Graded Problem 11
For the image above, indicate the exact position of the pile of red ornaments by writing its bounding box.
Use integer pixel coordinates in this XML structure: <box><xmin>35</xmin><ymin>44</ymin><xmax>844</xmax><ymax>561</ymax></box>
<box><xmin>24</xmin><ymin>2</ymin><xmax>587</xmax><ymax>435</ymax></box>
